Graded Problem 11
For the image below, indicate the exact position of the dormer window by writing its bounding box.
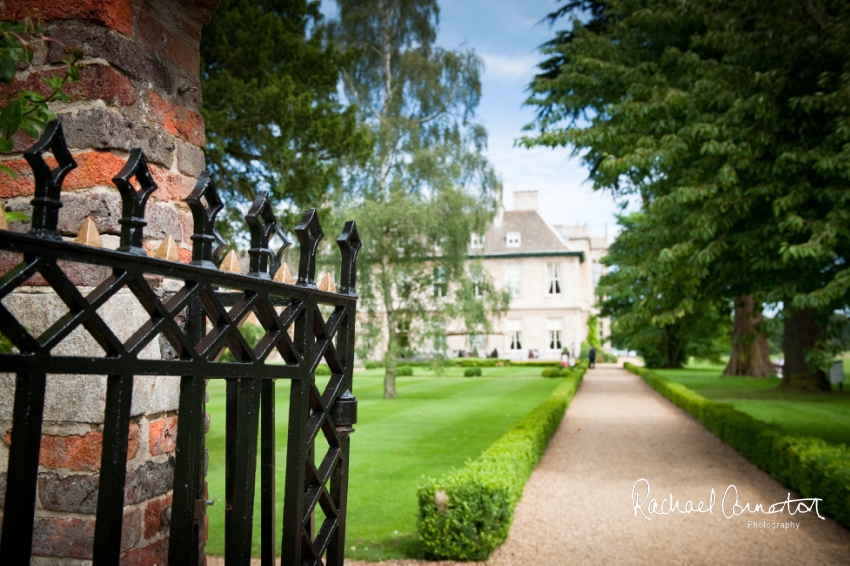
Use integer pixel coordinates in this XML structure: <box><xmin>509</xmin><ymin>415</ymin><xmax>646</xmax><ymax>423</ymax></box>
<box><xmin>471</xmin><ymin>233</ymin><xmax>485</xmax><ymax>248</ymax></box>
<box><xmin>506</xmin><ymin>232</ymin><xmax>521</xmax><ymax>247</ymax></box>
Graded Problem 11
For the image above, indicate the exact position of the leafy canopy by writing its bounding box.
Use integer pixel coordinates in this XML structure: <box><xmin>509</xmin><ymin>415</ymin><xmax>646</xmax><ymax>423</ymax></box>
<box><xmin>522</xmin><ymin>0</ymin><xmax>850</xmax><ymax>371</ymax></box>
<box><xmin>331</xmin><ymin>0</ymin><xmax>505</xmax><ymax>395</ymax></box>
<box><xmin>200</xmin><ymin>0</ymin><xmax>370</xmax><ymax>234</ymax></box>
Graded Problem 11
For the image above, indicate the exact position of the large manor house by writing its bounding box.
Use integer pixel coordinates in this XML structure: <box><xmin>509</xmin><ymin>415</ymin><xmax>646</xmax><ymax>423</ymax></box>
<box><xmin>442</xmin><ymin>190</ymin><xmax>610</xmax><ymax>361</ymax></box>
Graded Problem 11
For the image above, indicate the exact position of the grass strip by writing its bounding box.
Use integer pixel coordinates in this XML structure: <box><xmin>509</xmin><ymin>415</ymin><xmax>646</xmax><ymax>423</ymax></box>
<box><xmin>417</xmin><ymin>368</ymin><xmax>585</xmax><ymax>560</ymax></box>
<box><xmin>626</xmin><ymin>363</ymin><xmax>850</xmax><ymax>530</ymax></box>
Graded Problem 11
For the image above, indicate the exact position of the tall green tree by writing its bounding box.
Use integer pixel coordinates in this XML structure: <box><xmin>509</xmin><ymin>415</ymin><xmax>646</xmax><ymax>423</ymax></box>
<box><xmin>522</xmin><ymin>0</ymin><xmax>850</xmax><ymax>388</ymax></box>
<box><xmin>200</xmin><ymin>0</ymin><xmax>369</xmax><ymax>234</ymax></box>
<box><xmin>598</xmin><ymin>212</ymin><xmax>730</xmax><ymax>368</ymax></box>
<box><xmin>331</xmin><ymin>0</ymin><xmax>504</xmax><ymax>397</ymax></box>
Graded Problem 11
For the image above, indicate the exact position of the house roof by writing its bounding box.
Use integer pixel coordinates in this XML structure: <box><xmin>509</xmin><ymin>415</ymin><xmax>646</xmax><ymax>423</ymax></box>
<box><xmin>470</xmin><ymin>210</ymin><xmax>585</xmax><ymax>261</ymax></box>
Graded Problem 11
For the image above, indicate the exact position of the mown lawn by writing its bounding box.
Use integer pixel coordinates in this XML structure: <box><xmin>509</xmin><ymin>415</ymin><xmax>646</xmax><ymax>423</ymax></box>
<box><xmin>654</xmin><ymin>365</ymin><xmax>850</xmax><ymax>445</ymax></box>
<box><xmin>204</xmin><ymin>367</ymin><xmax>565</xmax><ymax>560</ymax></box>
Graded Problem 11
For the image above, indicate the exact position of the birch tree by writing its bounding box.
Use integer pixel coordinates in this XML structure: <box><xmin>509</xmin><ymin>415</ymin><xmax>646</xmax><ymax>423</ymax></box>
<box><xmin>331</xmin><ymin>0</ymin><xmax>504</xmax><ymax>397</ymax></box>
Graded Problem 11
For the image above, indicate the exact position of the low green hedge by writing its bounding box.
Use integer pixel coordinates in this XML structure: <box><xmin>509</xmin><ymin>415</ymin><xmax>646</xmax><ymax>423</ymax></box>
<box><xmin>542</xmin><ymin>361</ymin><xmax>587</xmax><ymax>378</ymax></box>
<box><xmin>454</xmin><ymin>358</ymin><xmax>511</xmax><ymax>367</ymax></box>
<box><xmin>625</xmin><ymin>363</ymin><xmax>850</xmax><ymax>530</ymax></box>
<box><xmin>418</xmin><ymin>369</ymin><xmax>585</xmax><ymax>560</ymax></box>
<box><xmin>463</xmin><ymin>367</ymin><xmax>482</xmax><ymax>377</ymax></box>
<box><xmin>396</xmin><ymin>365</ymin><xmax>414</xmax><ymax>376</ymax></box>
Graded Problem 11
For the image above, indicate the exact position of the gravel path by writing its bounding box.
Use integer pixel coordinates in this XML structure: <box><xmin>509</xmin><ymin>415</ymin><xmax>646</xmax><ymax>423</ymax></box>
<box><xmin>344</xmin><ymin>364</ymin><xmax>850</xmax><ymax>565</ymax></box>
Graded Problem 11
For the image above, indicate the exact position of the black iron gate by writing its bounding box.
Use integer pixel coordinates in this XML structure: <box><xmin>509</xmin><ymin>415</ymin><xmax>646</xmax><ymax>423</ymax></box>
<box><xmin>0</xmin><ymin>121</ymin><xmax>360</xmax><ymax>565</ymax></box>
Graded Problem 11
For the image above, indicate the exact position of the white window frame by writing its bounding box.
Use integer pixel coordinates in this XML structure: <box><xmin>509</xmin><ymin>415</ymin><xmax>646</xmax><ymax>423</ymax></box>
<box><xmin>547</xmin><ymin>318</ymin><xmax>563</xmax><ymax>350</ymax></box>
<box><xmin>508</xmin><ymin>319</ymin><xmax>523</xmax><ymax>351</ymax></box>
<box><xmin>506</xmin><ymin>264</ymin><xmax>522</xmax><ymax>297</ymax></box>
<box><xmin>506</xmin><ymin>231</ymin><xmax>521</xmax><ymax>247</ymax></box>
<box><xmin>471</xmin><ymin>233</ymin><xmax>485</xmax><ymax>249</ymax></box>
<box><xmin>433</xmin><ymin>266</ymin><xmax>447</xmax><ymax>298</ymax></box>
<box><xmin>547</xmin><ymin>263</ymin><xmax>562</xmax><ymax>295</ymax></box>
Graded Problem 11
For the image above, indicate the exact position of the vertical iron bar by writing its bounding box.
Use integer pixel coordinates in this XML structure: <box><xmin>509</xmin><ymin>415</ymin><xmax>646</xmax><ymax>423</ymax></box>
<box><xmin>92</xmin><ymin>374</ymin><xmax>134</xmax><ymax>565</ymax></box>
<box><xmin>280</xmin><ymin>302</ymin><xmax>314</xmax><ymax>566</ymax></box>
<box><xmin>224</xmin><ymin>378</ymin><xmax>237</xmax><ymax>562</ymax></box>
<box><xmin>326</xmin><ymin>309</ymin><xmax>356</xmax><ymax>566</ymax></box>
<box><xmin>224</xmin><ymin>376</ymin><xmax>262</xmax><ymax>565</ymax></box>
<box><xmin>0</xmin><ymin>372</ymin><xmax>47</xmax><ymax>565</ymax></box>
<box><xmin>169</xmin><ymin>298</ymin><xmax>206</xmax><ymax>565</ymax></box>
<box><xmin>261</xmin><ymin>379</ymin><xmax>276</xmax><ymax>566</ymax></box>
<box><xmin>325</xmin><ymin>435</ymin><xmax>350</xmax><ymax>566</ymax></box>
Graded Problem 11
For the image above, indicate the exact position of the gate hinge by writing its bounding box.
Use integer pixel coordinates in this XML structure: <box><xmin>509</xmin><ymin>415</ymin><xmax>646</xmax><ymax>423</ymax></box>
<box><xmin>330</xmin><ymin>389</ymin><xmax>357</xmax><ymax>436</ymax></box>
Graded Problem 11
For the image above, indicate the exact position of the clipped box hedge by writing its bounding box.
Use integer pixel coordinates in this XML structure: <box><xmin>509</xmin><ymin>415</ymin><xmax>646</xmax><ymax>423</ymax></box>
<box><xmin>417</xmin><ymin>367</ymin><xmax>586</xmax><ymax>560</ymax></box>
<box><xmin>625</xmin><ymin>363</ymin><xmax>850</xmax><ymax>530</ymax></box>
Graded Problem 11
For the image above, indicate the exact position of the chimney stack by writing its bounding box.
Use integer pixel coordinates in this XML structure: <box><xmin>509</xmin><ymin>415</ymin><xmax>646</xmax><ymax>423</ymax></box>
<box><xmin>513</xmin><ymin>190</ymin><xmax>538</xmax><ymax>211</ymax></box>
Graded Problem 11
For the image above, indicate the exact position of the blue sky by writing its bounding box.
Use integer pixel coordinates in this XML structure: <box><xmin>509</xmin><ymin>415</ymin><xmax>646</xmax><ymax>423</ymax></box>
<box><xmin>322</xmin><ymin>0</ymin><xmax>632</xmax><ymax>238</ymax></box>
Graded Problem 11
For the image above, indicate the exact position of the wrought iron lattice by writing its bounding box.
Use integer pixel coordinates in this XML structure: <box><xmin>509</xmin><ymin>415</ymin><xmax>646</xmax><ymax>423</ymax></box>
<box><xmin>0</xmin><ymin>121</ymin><xmax>360</xmax><ymax>566</ymax></box>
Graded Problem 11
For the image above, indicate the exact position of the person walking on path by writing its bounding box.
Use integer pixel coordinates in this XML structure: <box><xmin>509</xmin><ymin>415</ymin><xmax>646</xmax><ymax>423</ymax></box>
<box><xmin>588</xmin><ymin>346</ymin><xmax>596</xmax><ymax>368</ymax></box>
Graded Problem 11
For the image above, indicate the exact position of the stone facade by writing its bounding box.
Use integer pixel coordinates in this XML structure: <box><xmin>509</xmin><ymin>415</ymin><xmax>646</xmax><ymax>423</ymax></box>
<box><xmin>0</xmin><ymin>0</ymin><xmax>218</xmax><ymax>562</ymax></box>
<box><xmin>448</xmin><ymin>190</ymin><xmax>610</xmax><ymax>361</ymax></box>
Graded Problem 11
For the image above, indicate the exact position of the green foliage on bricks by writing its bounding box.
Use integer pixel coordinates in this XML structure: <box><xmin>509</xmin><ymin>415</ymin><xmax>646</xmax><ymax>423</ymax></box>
<box><xmin>463</xmin><ymin>367</ymin><xmax>482</xmax><ymax>377</ymax></box>
<box><xmin>417</xmin><ymin>374</ymin><xmax>584</xmax><ymax>560</ymax></box>
<box><xmin>625</xmin><ymin>363</ymin><xmax>850</xmax><ymax>529</ymax></box>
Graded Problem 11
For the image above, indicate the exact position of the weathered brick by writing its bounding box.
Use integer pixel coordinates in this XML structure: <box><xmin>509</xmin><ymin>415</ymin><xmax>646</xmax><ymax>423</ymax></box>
<box><xmin>124</xmin><ymin>460</ymin><xmax>174</xmax><ymax>505</ymax></box>
<box><xmin>0</xmin><ymin>64</ymin><xmax>136</xmax><ymax>107</ymax></box>
<box><xmin>3</xmin><ymin>0</ymin><xmax>135</xmax><ymax>36</ymax></box>
<box><xmin>0</xmin><ymin>151</ymin><xmax>128</xmax><ymax>199</ymax></box>
<box><xmin>166</xmin><ymin>30</ymin><xmax>201</xmax><ymax>74</ymax></box>
<box><xmin>149</xmin><ymin>165</ymin><xmax>196</xmax><ymax>203</ymax></box>
<box><xmin>122</xmin><ymin>507</ymin><xmax>143</xmax><ymax>552</ymax></box>
<box><xmin>38</xmin><ymin>472</ymin><xmax>100</xmax><ymax>513</ymax></box>
<box><xmin>176</xmin><ymin>139</ymin><xmax>205</xmax><ymax>177</ymax></box>
<box><xmin>29</xmin><ymin>508</ymin><xmax>139</xmax><ymax>559</ymax></box>
<box><xmin>60</xmin><ymin>192</ymin><xmax>124</xmax><ymax>236</ymax></box>
<box><xmin>5</xmin><ymin>191</ymin><xmax>123</xmax><ymax>236</ymax></box>
<box><xmin>179</xmin><ymin>211</ymin><xmax>195</xmax><ymax>244</ymax></box>
<box><xmin>143</xmin><ymin>493</ymin><xmax>173</xmax><ymax>539</ymax></box>
<box><xmin>178</xmin><ymin>246</ymin><xmax>192</xmax><ymax>264</ymax></box>
<box><xmin>60</xmin><ymin>109</ymin><xmax>176</xmax><ymax>168</ymax></box>
<box><xmin>48</xmin><ymin>26</ymin><xmax>175</xmax><ymax>94</ymax></box>
<box><xmin>148</xmin><ymin>91</ymin><xmax>205</xmax><ymax>146</ymax></box>
<box><xmin>119</xmin><ymin>537</ymin><xmax>169</xmax><ymax>566</ymax></box>
<box><xmin>148</xmin><ymin>416</ymin><xmax>177</xmax><ymax>456</ymax></box>
<box><xmin>0</xmin><ymin>473</ymin><xmax>5</xmax><ymax>509</ymax></box>
<box><xmin>32</xmin><ymin>516</ymin><xmax>95</xmax><ymax>559</ymax></box>
<box><xmin>29</xmin><ymin>431</ymin><xmax>102</xmax><ymax>472</ymax></box>
<box><xmin>3</xmin><ymin>423</ymin><xmax>139</xmax><ymax>471</ymax></box>
<box><xmin>145</xmin><ymin>203</ymin><xmax>182</xmax><ymax>241</ymax></box>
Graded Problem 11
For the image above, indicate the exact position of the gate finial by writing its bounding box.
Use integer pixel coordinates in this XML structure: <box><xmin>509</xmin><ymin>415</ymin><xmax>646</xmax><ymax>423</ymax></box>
<box><xmin>336</xmin><ymin>220</ymin><xmax>361</xmax><ymax>297</ymax></box>
<box><xmin>294</xmin><ymin>208</ymin><xmax>323</xmax><ymax>287</ymax></box>
<box><xmin>113</xmin><ymin>149</ymin><xmax>157</xmax><ymax>256</ymax></box>
<box><xmin>186</xmin><ymin>170</ymin><xmax>226</xmax><ymax>267</ymax></box>
<box><xmin>245</xmin><ymin>190</ymin><xmax>290</xmax><ymax>278</ymax></box>
<box><xmin>24</xmin><ymin>120</ymin><xmax>77</xmax><ymax>241</ymax></box>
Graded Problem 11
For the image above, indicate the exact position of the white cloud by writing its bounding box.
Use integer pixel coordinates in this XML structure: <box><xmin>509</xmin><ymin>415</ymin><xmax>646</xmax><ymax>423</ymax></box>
<box><xmin>480</xmin><ymin>52</ymin><xmax>541</xmax><ymax>84</ymax></box>
<box><xmin>485</xmin><ymin>134</ymin><xmax>637</xmax><ymax>238</ymax></box>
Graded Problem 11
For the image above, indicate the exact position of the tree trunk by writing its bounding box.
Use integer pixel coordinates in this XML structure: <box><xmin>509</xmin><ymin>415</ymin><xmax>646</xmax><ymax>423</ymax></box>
<box><xmin>383</xmin><ymin>347</ymin><xmax>397</xmax><ymax>398</ymax></box>
<box><xmin>381</xmin><ymin>250</ymin><xmax>397</xmax><ymax>399</ymax></box>
<box><xmin>724</xmin><ymin>295</ymin><xmax>772</xmax><ymax>377</ymax></box>
<box><xmin>782</xmin><ymin>305</ymin><xmax>829</xmax><ymax>390</ymax></box>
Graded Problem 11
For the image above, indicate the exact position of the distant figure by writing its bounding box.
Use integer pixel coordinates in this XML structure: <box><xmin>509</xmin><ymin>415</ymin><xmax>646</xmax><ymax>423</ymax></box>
<box><xmin>569</xmin><ymin>355</ymin><xmax>576</xmax><ymax>368</ymax></box>
<box><xmin>589</xmin><ymin>346</ymin><xmax>597</xmax><ymax>369</ymax></box>
<box><xmin>561</xmin><ymin>351</ymin><xmax>569</xmax><ymax>368</ymax></box>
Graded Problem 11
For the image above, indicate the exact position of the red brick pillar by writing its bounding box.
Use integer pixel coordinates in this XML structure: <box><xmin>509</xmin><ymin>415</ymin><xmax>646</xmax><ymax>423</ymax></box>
<box><xmin>0</xmin><ymin>1</ymin><xmax>218</xmax><ymax>562</ymax></box>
